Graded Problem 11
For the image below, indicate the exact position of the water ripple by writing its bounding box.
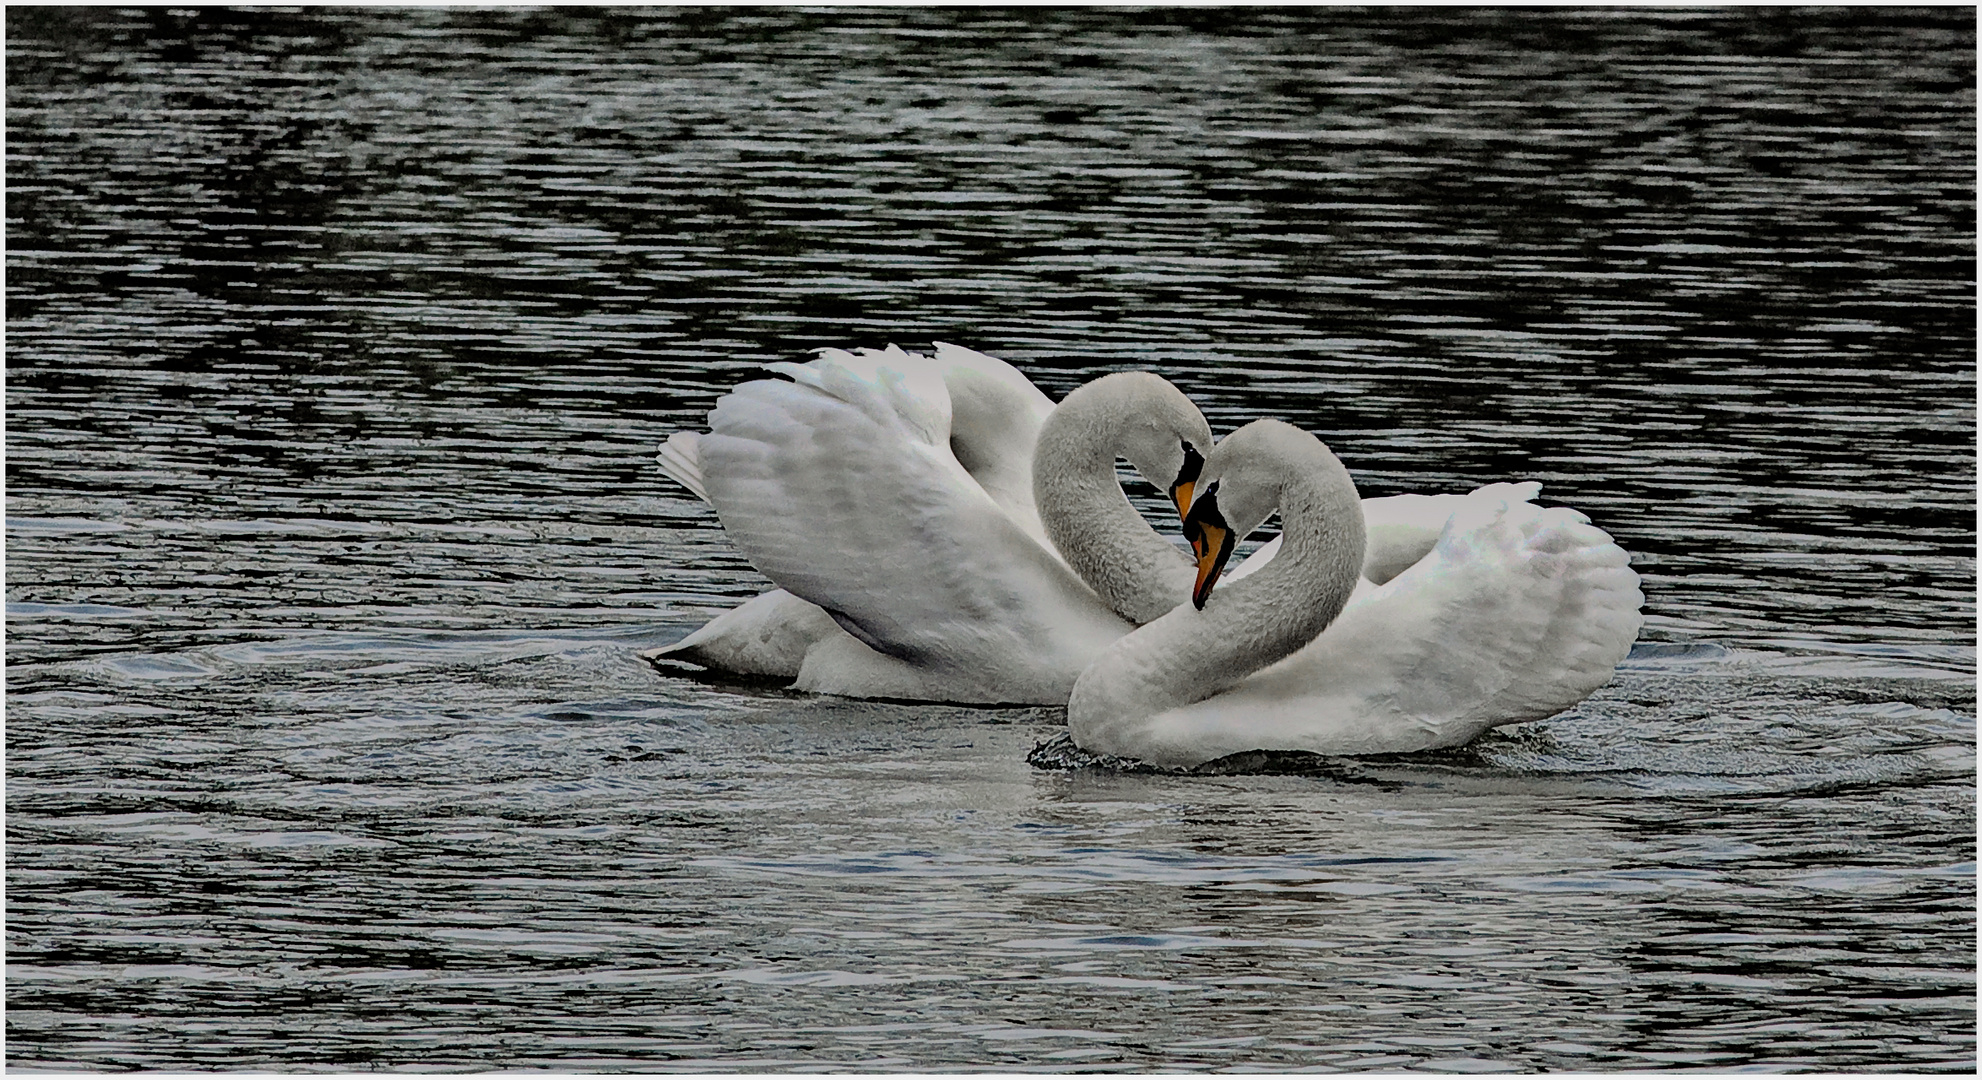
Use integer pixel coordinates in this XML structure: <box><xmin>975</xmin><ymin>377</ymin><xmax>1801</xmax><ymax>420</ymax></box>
<box><xmin>6</xmin><ymin>7</ymin><xmax>1972</xmax><ymax>1072</ymax></box>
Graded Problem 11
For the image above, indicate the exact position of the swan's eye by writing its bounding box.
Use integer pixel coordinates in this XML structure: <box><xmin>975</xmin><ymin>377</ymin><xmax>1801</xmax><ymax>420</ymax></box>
<box><xmin>1173</xmin><ymin>442</ymin><xmax>1205</xmax><ymax>487</ymax></box>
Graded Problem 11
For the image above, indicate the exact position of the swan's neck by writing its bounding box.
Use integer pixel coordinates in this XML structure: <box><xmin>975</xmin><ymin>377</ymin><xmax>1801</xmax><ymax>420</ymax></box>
<box><xmin>1033</xmin><ymin>397</ymin><xmax>1192</xmax><ymax>625</ymax></box>
<box><xmin>1069</xmin><ymin>449</ymin><xmax>1364</xmax><ymax>749</ymax></box>
<box><xmin>1201</xmin><ymin>467</ymin><xmax>1368</xmax><ymax>676</ymax></box>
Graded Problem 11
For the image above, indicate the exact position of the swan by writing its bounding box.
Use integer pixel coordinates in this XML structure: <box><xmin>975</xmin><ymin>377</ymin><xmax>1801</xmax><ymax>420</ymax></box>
<box><xmin>648</xmin><ymin>343</ymin><xmax>1559</xmax><ymax>682</ymax></box>
<box><xmin>1068</xmin><ymin>419</ymin><xmax>1644</xmax><ymax>767</ymax></box>
<box><xmin>648</xmin><ymin>342</ymin><xmax>1067</xmax><ymax>678</ymax></box>
<box><xmin>649</xmin><ymin>344</ymin><xmax>1215</xmax><ymax>703</ymax></box>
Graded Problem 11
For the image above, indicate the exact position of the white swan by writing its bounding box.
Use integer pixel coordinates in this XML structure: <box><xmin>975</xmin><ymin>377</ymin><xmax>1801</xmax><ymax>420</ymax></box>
<box><xmin>650</xmin><ymin>345</ymin><xmax>1214</xmax><ymax>703</ymax></box>
<box><xmin>648</xmin><ymin>344</ymin><xmax>1555</xmax><ymax>681</ymax></box>
<box><xmin>649</xmin><ymin>342</ymin><xmax>1067</xmax><ymax>679</ymax></box>
<box><xmin>1068</xmin><ymin>419</ymin><xmax>1644</xmax><ymax>767</ymax></box>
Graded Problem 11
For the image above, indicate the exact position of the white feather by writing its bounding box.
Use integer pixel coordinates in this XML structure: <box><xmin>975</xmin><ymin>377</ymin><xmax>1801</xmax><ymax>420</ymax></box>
<box><xmin>696</xmin><ymin>348</ymin><xmax>1128</xmax><ymax>703</ymax></box>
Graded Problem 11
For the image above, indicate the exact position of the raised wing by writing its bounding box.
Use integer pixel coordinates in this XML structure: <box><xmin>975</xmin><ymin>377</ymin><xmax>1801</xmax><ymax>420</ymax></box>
<box><xmin>929</xmin><ymin>342</ymin><xmax>1056</xmax><ymax>545</ymax></box>
<box><xmin>697</xmin><ymin>349</ymin><xmax>1128</xmax><ymax>698</ymax></box>
<box><xmin>1222</xmin><ymin>481</ymin><xmax>1548</xmax><ymax>587</ymax></box>
<box><xmin>1358</xmin><ymin>482</ymin><xmax>1543</xmax><ymax>584</ymax></box>
<box><xmin>1452</xmin><ymin>503</ymin><xmax>1642</xmax><ymax>727</ymax></box>
<box><xmin>656</xmin><ymin>342</ymin><xmax>1056</xmax><ymax>540</ymax></box>
<box><xmin>1200</xmin><ymin>490</ymin><xmax>1638</xmax><ymax>754</ymax></box>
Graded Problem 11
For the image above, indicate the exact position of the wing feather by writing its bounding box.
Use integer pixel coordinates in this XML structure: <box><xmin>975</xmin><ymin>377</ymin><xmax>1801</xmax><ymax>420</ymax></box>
<box><xmin>655</xmin><ymin>431</ymin><xmax>708</xmax><ymax>502</ymax></box>
<box><xmin>1181</xmin><ymin>491</ymin><xmax>1640</xmax><ymax>755</ymax></box>
<box><xmin>698</xmin><ymin>352</ymin><xmax>1128</xmax><ymax>698</ymax></box>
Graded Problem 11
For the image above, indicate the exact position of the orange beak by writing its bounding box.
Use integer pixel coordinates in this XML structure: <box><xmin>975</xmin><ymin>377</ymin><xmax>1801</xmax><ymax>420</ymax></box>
<box><xmin>1169</xmin><ymin>442</ymin><xmax>1205</xmax><ymax>521</ymax></box>
<box><xmin>1170</xmin><ymin>479</ymin><xmax>1195</xmax><ymax>520</ymax></box>
<box><xmin>1188</xmin><ymin>516</ymin><xmax>1233</xmax><ymax>610</ymax></box>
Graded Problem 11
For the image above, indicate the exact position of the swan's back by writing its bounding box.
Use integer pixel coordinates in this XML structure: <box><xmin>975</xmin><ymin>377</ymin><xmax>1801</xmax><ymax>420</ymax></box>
<box><xmin>1107</xmin><ymin>488</ymin><xmax>1643</xmax><ymax>765</ymax></box>
<box><xmin>1253</xmin><ymin>495</ymin><xmax>1635</xmax><ymax>754</ymax></box>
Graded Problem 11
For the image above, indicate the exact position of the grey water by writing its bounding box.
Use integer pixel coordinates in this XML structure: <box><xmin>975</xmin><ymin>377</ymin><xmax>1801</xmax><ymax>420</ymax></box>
<box><xmin>5</xmin><ymin>7</ymin><xmax>1973</xmax><ymax>1072</ymax></box>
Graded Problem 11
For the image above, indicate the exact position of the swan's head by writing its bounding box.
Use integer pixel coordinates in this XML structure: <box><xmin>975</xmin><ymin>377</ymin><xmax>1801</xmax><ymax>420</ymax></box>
<box><xmin>1183</xmin><ymin>419</ymin><xmax>1356</xmax><ymax>609</ymax></box>
<box><xmin>1053</xmin><ymin>371</ymin><xmax>1213</xmax><ymax>516</ymax></box>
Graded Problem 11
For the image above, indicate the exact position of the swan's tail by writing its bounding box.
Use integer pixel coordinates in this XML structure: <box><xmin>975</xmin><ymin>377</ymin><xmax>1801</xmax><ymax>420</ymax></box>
<box><xmin>656</xmin><ymin>431</ymin><xmax>710</xmax><ymax>502</ymax></box>
<box><xmin>644</xmin><ymin>588</ymin><xmax>834</xmax><ymax>679</ymax></box>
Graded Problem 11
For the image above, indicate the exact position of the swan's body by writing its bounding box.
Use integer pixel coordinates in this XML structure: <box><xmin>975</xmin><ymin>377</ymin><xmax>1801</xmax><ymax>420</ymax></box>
<box><xmin>1069</xmin><ymin>421</ymin><xmax>1643</xmax><ymax>767</ymax></box>
<box><xmin>650</xmin><ymin>344</ymin><xmax>1211</xmax><ymax>703</ymax></box>
<box><xmin>650</xmin><ymin>344</ymin><xmax>1539</xmax><ymax>679</ymax></box>
<box><xmin>649</xmin><ymin>345</ymin><xmax>1642</xmax><ymax>751</ymax></box>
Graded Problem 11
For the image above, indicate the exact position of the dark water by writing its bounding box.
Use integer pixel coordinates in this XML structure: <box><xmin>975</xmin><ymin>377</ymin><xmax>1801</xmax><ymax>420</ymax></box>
<box><xmin>7</xmin><ymin>7</ymin><xmax>1974</xmax><ymax>1071</ymax></box>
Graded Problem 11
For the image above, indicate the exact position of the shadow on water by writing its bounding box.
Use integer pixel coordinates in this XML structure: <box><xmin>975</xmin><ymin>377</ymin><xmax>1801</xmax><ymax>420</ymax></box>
<box><xmin>1028</xmin><ymin>732</ymin><xmax>1412</xmax><ymax>787</ymax></box>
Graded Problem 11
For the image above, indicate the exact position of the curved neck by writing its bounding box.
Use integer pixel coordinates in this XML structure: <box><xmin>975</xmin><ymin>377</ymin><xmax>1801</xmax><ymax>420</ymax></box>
<box><xmin>1194</xmin><ymin>462</ymin><xmax>1367</xmax><ymax>686</ymax></box>
<box><xmin>1033</xmin><ymin>395</ymin><xmax>1192</xmax><ymax>625</ymax></box>
<box><xmin>1069</xmin><ymin>447</ymin><xmax>1364</xmax><ymax>744</ymax></box>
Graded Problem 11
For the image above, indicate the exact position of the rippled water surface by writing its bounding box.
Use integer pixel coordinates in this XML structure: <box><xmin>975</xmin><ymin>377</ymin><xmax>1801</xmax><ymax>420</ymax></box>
<box><xmin>7</xmin><ymin>7</ymin><xmax>1975</xmax><ymax>1072</ymax></box>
